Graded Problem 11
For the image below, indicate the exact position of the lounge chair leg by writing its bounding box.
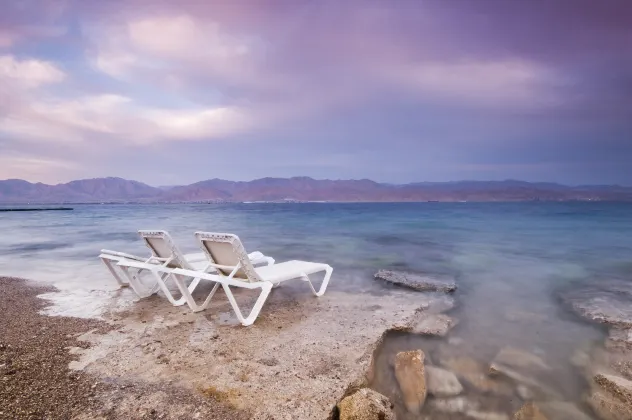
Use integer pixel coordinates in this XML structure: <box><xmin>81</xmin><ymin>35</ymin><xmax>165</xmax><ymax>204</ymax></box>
<box><xmin>222</xmin><ymin>282</ymin><xmax>273</xmax><ymax>326</ymax></box>
<box><xmin>172</xmin><ymin>275</ymin><xmax>220</xmax><ymax>312</ymax></box>
<box><xmin>119</xmin><ymin>266</ymin><xmax>160</xmax><ymax>298</ymax></box>
<box><xmin>302</xmin><ymin>265</ymin><xmax>333</xmax><ymax>297</ymax></box>
<box><xmin>101</xmin><ymin>258</ymin><xmax>129</xmax><ymax>287</ymax></box>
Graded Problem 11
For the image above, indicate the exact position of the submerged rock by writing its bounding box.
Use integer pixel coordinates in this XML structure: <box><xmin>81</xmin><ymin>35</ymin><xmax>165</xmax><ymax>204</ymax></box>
<box><xmin>536</xmin><ymin>401</ymin><xmax>592</xmax><ymax>420</ymax></box>
<box><xmin>336</xmin><ymin>388</ymin><xmax>395</xmax><ymax>420</ymax></box>
<box><xmin>607</xmin><ymin>328</ymin><xmax>632</xmax><ymax>351</ymax></box>
<box><xmin>427</xmin><ymin>396</ymin><xmax>478</xmax><ymax>414</ymax></box>
<box><xmin>412</xmin><ymin>314</ymin><xmax>458</xmax><ymax>337</ymax></box>
<box><xmin>513</xmin><ymin>402</ymin><xmax>547</xmax><ymax>420</ymax></box>
<box><xmin>394</xmin><ymin>350</ymin><xmax>427</xmax><ymax>413</ymax></box>
<box><xmin>489</xmin><ymin>362</ymin><xmax>561</xmax><ymax>400</ymax></box>
<box><xmin>561</xmin><ymin>280</ymin><xmax>632</xmax><ymax>328</ymax></box>
<box><xmin>374</xmin><ymin>270</ymin><xmax>456</xmax><ymax>292</ymax></box>
<box><xmin>440</xmin><ymin>357</ymin><xmax>513</xmax><ymax>396</ymax></box>
<box><xmin>426</xmin><ymin>365</ymin><xmax>463</xmax><ymax>397</ymax></box>
<box><xmin>587</xmin><ymin>389</ymin><xmax>631</xmax><ymax>420</ymax></box>
<box><xmin>491</xmin><ymin>347</ymin><xmax>550</xmax><ymax>371</ymax></box>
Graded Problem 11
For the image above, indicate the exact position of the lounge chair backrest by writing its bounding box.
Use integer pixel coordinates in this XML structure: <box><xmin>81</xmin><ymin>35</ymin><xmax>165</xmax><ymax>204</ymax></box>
<box><xmin>194</xmin><ymin>232</ymin><xmax>261</xmax><ymax>282</ymax></box>
<box><xmin>138</xmin><ymin>230</ymin><xmax>193</xmax><ymax>269</ymax></box>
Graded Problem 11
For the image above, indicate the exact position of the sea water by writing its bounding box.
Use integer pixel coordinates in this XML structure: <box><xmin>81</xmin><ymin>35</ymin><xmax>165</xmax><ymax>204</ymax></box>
<box><xmin>1</xmin><ymin>202</ymin><xmax>631</xmax><ymax>414</ymax></box>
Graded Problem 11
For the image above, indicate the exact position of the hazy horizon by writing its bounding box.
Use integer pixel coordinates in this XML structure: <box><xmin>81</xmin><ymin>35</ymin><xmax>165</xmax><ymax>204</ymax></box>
<box><xmin>1</xmin><ymin>1</ymin><xmax>631</xmax><ymax>185</ymax></box>
<box><xmin>3</xmin><ymin>175</ymin><xmax>632</xmax><ymax>189</ymax></box>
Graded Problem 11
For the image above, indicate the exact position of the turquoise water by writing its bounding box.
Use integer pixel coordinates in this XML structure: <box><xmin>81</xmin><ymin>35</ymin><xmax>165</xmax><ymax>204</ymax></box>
<box><xmin>1</xmin><ymin>202</ymin><xmax>632</xmax><ymax>413</ymax></box>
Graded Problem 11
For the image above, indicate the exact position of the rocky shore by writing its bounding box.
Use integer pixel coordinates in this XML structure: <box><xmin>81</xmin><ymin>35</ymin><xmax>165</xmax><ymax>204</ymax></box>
<box><xmin>3</xmin><ymin>269</ymin><xmax>632</xmax><ymax>419</ymax></box>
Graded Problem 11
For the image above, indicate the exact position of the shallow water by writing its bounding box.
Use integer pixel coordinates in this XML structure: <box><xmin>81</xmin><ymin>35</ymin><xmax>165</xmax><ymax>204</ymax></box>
<box><xmin>1</xmin><ymin>202</ymin><xmax>631</xmax><ymax>415</ymax></box>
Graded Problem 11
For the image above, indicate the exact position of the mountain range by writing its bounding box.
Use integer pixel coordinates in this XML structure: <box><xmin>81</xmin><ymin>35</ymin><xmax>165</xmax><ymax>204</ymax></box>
<box><xmin>1</xmin><ymin>177</ymin><xmax>631</xmax><ymax>203</ymax></box>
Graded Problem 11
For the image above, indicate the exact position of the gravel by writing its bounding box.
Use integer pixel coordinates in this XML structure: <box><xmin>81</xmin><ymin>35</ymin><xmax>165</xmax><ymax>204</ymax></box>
<box><xmin>0</xmin><ymin>277</ymin><xmax>250</xmax><ymax>420</ymax></box>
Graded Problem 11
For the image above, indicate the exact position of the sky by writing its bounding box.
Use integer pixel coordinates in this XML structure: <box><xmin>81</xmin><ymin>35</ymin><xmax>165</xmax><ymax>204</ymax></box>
<box><xmin>1</xmin><ymin>0</ymin><xmax>631</xmax><ymax>186</ymax></box>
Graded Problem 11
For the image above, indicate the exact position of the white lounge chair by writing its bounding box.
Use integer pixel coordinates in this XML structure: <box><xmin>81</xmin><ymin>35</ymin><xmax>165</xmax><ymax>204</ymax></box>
<box><xmin>101</xmin><ymin>230</ymin><xmax>273</xmax><ymax>305</ymax></box>
<box><xmin>164</xmin><ymin>231</ymin><xmax>333</xmax><ymax>326</ymax></box>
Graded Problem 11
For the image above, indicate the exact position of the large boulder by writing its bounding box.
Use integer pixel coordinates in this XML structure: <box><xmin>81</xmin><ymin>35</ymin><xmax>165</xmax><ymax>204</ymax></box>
<box><xmin>374</xmin><ymin>270</ymin><xmax>456</xmax><ymax>292</ymax></box>
<box><xmin>336</xmin><ymin>388</ymin><xmax>395</xmax><ymax>420</ymax></box>
<box><xmin>426</xmin><ymin>365</ymin><xmax>463</xmax><ymax>397</ymax></box>
<box><xmin>394</xmin><ymin>350</ymin><xmax>427</xmax><ymax>413</ymax></box>
<box><xmin>412</xmin><ymin>314</ymin><xmax>458</xmax><ymax>337</ymax></box>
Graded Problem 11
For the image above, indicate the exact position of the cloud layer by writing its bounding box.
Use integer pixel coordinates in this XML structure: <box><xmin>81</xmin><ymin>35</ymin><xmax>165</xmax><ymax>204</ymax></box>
<box><xmin>1</xmin><ymin>0</ymin><xmax>631</xmax><ymax>185</ymax></box>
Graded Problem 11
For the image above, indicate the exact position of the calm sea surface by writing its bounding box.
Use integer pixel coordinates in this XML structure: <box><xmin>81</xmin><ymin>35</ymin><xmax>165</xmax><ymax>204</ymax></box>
<box><xmin>1</xmin><ymin>202</ymin><xmax>632</xmax><ymax>412</ymax></box>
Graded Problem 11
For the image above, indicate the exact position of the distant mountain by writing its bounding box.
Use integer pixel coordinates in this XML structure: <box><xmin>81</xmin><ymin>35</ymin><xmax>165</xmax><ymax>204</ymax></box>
<box><xmin>0</xmin><ymin>177</ymin><xmax>631</xmax><ymax>203</ymax></box>
<box><xmin>0</xmin><ymin>177</ymin><xmax>162</xmax><ymax>203</ymax></box>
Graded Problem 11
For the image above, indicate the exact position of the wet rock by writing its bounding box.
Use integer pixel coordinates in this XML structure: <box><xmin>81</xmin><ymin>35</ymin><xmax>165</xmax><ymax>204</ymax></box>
<box><xmin>426</xmin><ymin>365</ymin><xmax>463</xmax><ymax>397</ymax></box>
<box><xmin>336</xmin><ymin>388</ymin><xmax>395</xmax><ymax>420</ymax></box>
<box><xmin>561</xmin><ymin>280</ymin><xmax>632</xmax><ymax>328</ymax></box>
<box><xmin>412</xmin><ymin>314</ymin><xmax>458</xmax><ymax>337</ymax></box>
<box><xmin>594</xmin><ymin>373</ymin><xmax>632</xmax><ymax>406</ymax></box>
<box><xmin>491</xmin><ymin>347</ymin><xmax>550</xmax><ymax>371</ymax></box>
<box><xmin>537</xmin><ymin>401</ymin><xmax>593</xmax><ymax>420</ymax></box>
<box><xmin>587</xmin><ymin>389</ymin><xmax>631</xmax><ymax>420</ymax></box>
<box><xmin>394</xmin><ymin>350</ymin><xmax>427</xmax><ymax>413</ymax></box>
<box><xmin>374</xmin><ymin>270</ymin><xmax>456</xmax><ymax>293</ymax></box>
<box><xmin>440</xmin><ymin>357</ymin><xmax>512</xmax><ymax>396</ymax></box>
<box><xmin>513</xmin><ymin>402</ymin><xmax>547</xmax><ymax>420</ymax></box>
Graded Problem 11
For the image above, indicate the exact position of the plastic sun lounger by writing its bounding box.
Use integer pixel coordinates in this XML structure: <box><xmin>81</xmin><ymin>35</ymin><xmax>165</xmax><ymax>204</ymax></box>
<box><xmin>101</xmin><ymin>230</ymin><xmax>274</xmax><ymax>305</ymax></box>
<box><xmin>164</xmin><ymin>231</ymin><xmax>333</xmax><ymax>326</ymax></box>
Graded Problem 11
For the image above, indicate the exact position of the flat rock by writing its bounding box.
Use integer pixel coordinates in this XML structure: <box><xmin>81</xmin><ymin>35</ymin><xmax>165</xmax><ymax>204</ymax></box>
<box><xmin>413</xmin><ymin>314</ymin><xmax>458</xmax><ymax>337</ymax></box>
<box><xmin>394</xmin><ymin>350</ymin><xmax>427</xmax><ymax>413</ymax></box>
<box><xmin>561</xmin><ymin>280</ymin><xmax>632</xmax><ymax>328</ymax></box>
<box><xmin>491</xmin><ymin>347</ymin><xmax>550</xmax><ymax>371</ymax></box>
<box><xmin>374</xmin><ymin>270</ymin><xmax>456</xmax><ymax>293</ymax></box>
<box><xmin>337</xmin><ymin>388</ymin><xmax>395</xmax><ymax>420</ymax></box>
<box><xmin>595</xmin><ymin>373</ymin><xmax>632</xmax><ymax>406</ymax></box>
<box><xmin>426</xmin><ymin>365</ymin><xmax>463</xmax><ymax>397</ymax></box>
<box><xmin>467</xmin><ymin>411</ymin><xmax>509</xmax><ymax>420</ymax></box>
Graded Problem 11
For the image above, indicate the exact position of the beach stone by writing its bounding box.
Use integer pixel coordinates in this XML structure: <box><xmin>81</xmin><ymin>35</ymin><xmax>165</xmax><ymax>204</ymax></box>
<box><xmin>374</xmin><ymin>270</ymin><xmax>456</xmax><ymax>293</ymax></box>
<box><xmin>412</xmin><ymin>314</ymin><xmax>458</xmax><ymax>337</ymax></box>
<box><xmin>426</xmin><ymin>365</ymin><xmax>463</xmax><ymax>397</ymax></box>
<box><xmin>561</xmin><ymin>280</ymin><xmax>632</xmax><ymax>328</ymax></box>
<box><xmin>594</xmin><ymin>373</ymin><xmax>632</xmax><ymax>406</ymax></box>
<box><xmin>394</xmin><ymin>350</ymin><xmax>427</xmax><ymax>413</ymax></box>
<box><xmin>490</xmin><ymin>347</ymin><xmax>549</xmax><ymax>371</ymax></box>
<box><xmin>513</xmin><ymin>402</ymin><xmax>548</xmax><ymax>420</ymax></box>
<box><xmin>516</xmin><ymin>385</ymin><xmax>535</xmax><ymax>400</ymax></box>
<box><xmin>337</xmin><ymin>388</ymin><xmax>395</xmax><ymax>420</ymax></box>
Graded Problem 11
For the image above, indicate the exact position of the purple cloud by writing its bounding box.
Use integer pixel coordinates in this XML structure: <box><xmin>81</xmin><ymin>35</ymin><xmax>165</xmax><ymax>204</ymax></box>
<box><xmin>0</xmin><ymin>0</ymin><xmax>631</xmax><ymax>184</ymax></box>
